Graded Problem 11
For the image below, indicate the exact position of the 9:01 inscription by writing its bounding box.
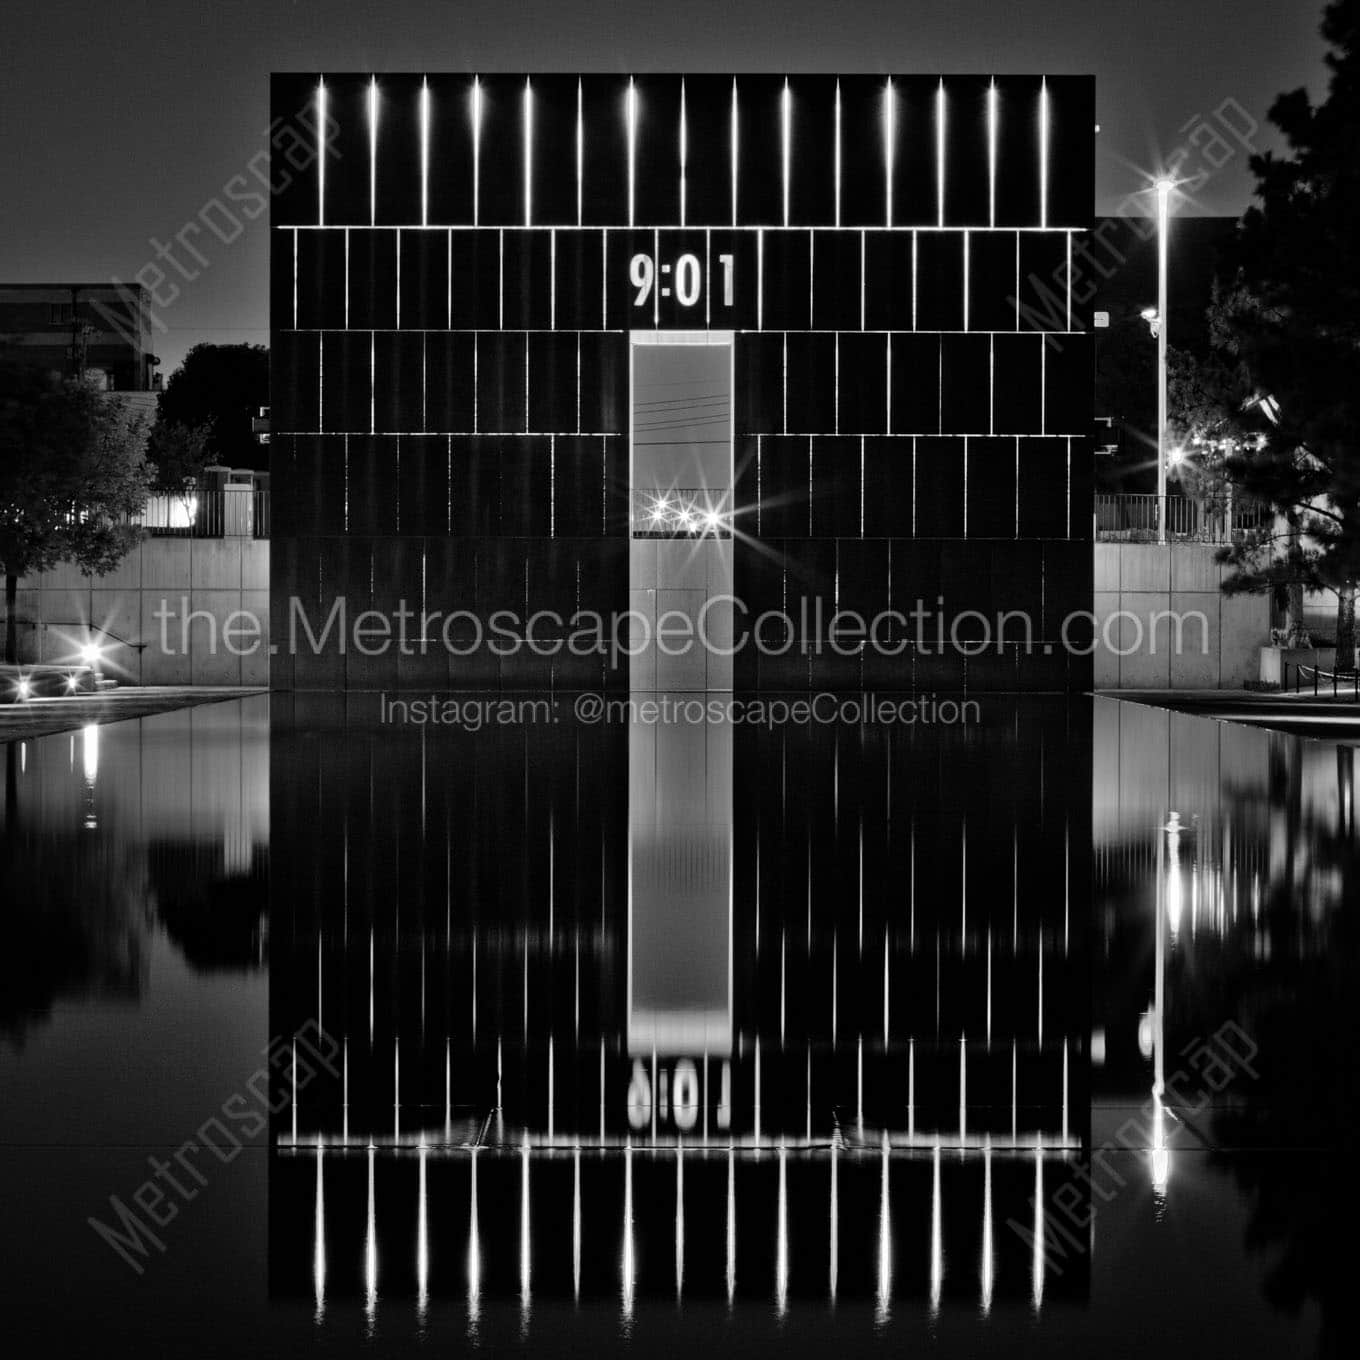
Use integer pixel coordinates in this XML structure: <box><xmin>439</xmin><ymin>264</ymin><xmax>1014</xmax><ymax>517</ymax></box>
<box><xmin>630</xmin><ymin>252</ymin><xmax>734</xmax><ymax>310</ymax></box>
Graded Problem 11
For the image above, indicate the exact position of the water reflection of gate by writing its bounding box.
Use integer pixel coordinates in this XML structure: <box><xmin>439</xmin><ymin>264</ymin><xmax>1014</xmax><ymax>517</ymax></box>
<box><xmin>269</xmin><ymin>696</ymin><xmax>1090</xmax><ymax>1313</ymax></box>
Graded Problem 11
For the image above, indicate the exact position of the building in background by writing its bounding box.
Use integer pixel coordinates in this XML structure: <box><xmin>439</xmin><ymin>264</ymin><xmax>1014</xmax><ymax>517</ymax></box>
<box><xmin>0</xmin><ymin>282</ymin><xmax>159</xmax><ymax>391</ymax></box>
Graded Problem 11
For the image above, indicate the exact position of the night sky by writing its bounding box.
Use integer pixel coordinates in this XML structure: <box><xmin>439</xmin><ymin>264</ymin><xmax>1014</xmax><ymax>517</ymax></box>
<box><xmin>1</xmin><ymin>0</ymin><xmax>1327</xmax><ymax>374</ymax></box>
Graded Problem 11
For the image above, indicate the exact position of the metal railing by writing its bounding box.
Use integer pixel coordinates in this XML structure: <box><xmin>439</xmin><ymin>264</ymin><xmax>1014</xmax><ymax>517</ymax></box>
<box><xmin>1284</xmin><ymin>660</ymin><xmax>1360</xmax><ymax>698</ymax></box>
<box><xmin>135</xmin><ymin>488</ymin><xmax>270</xmax><ymax>539</ymax></box>
<box><xmin>1094</xmin><ymin>494</ymin><xmax>1270</xmax><ymax>544</ymax></box>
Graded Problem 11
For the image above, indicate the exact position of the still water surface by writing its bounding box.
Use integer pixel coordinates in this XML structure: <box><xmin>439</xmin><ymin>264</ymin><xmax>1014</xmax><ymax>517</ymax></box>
<box><xmin>0</xmin><ymin>694</ymin><xmax>1350</xmax><ymax>1357</ymax></box>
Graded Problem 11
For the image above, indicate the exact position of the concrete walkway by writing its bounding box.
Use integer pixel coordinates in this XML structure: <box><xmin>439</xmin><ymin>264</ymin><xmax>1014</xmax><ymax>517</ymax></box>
<box><xmin>1102</xmin><ymin>687</ymin><xmax>1360</xmax><ymax>740</ymax></box>
<box><xmin>0</xmin><ymin>686</ymin><xmax>267</xmax><ymax>743</ymax></box>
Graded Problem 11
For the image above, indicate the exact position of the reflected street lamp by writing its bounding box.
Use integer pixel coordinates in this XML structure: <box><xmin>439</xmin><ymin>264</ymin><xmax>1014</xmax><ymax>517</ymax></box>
<box><xmin>1155</xmin><ymin>178</ymin><xmax>1173</xmax><ymax>546</ymax></box>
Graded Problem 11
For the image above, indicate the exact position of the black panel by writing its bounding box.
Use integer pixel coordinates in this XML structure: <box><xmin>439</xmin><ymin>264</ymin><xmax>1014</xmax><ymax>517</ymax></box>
<box><xmin>838</xmin><ymin>77</ymin><xmax>887</xmax><ymax>227</ymax></box>
<box><xmin>756</xmin><ymin>435</ymin><xmax>809</xmax><ymax>538</ymax></box>
<box><xmin>632</xmin><ymin>77</ymin><xmax>682</xmax><ymax>226</ymax></box>
<box><xmin>969</xmin><ymin>232</ymin><xmax>1018</xmax><ymax>332</ymax></box>
<box><xmin>1018</xmin><ymin>437</ymin><xmax>1068</xmax><ymax>538</ymax></box>
<box><xmin>1045</xmin><ymin>77</ymin><xmax>1095</xmax><ymax>228</ymax></box>
<box><xmin>579</xmin><ymin>78</ymin><xmax>629</xmax><ymax>226</ymax></box>
<box><xmin>679</xmin><ymin>75</ymin><xmax>733</xmax><ymax>226</ymax></box>
<box><xmin>449</xmin><ymin>436</ymin><xmax>499</xmax><ymax>537</ymax></box>
<box><xmin>396</xmin><ymin>436</ymin><xmax>450</xmax><ymax>536</ymax></box>
<box><xmin>347</xmin><ymin>436</ymin><xmax>399</xmax><ymax>534</ymax></box>
<box><xmin>424</xmin><ymin>332</ymin><xmax>475</xmax><ymax>431</ymax></box>
<box><xmin>1044</xmin><ymin>334</ymin><xmax>1091</xmax><ymax>435</ymax></box>
<box><xmin>1018</xmin><ymin>232</ymin><xmax>1070</xmax><ymax>332</ymax></box>
<box><xmin>994</xmin><ymin>77</ymin><xmax>1043</xmax><ymax>228</ymax></box>
<box><xmin>348</xmin><ymin>230</ymin><xmax>397</xmax><ymax>329</ymax></box>
<box><xmin>915</xmin><ymin>232</ymin><xmax>965</xmax><ymax>331</ymax></box>
<box><xmin>502</xmin><ymin>230</ymin><xmax>553</xmax><ymax>329</ymax></box>
<box><xmin>318</xmin><ymin>75</ymin><xmax>372</xmax><ymax>226</ymax></box>
<box><xmin>498</xmin><ymin>437</ymin><xmax>552</xmax><ymax>537</ymax></box>
<box><xmin>449</xmin><ymin>232</ymin><xmax>500</xmax><ymax>329</ymax></box>
<box><xmin>785</xmin><ymin>333</ymin><xmax>835</xmax><ymax>432</ymax></box>
<box><xmin>321</xmin><ymin>331</ymin><xmax>369</xmax><ymax>432</ymax></box>
<box><xmin>943</xmin><ymin>76</ymin><xmax>991</xmax><ymax>228</ymax></box>
<box><xmin>426</xmin><ymin>75</ymin><xmax>476</xmax><ymax>225</ymax></box>
<box><xmin>861</xmin><ymin>436</ymin><xmax>913</xmax><ymax>537</ymax></box>
<box><xmin>863</xmin><ymin>231</ymin><xmax>910</xmax><ymax>331</ymax></box>
<box><xmin>374</xmin><ymin>80</ymin><xmax>422</xmax><ymax>225</ymax></box>
<box><xmin>762</xmin><ymin>230</ymin><xmax>812</xmax><ymax>330</ymax></box>
<box><xmin>992</xmin><ymin>332</ymin><xmax>1042</xmax><ymax>433</ymax></box>
<box><xmin>578</xmin><ymin>333</ymin><xmax>627</xmax><ymax>434</ymax></box>
<box><xmin>889</xmin><ymin>333</ymin><xmax>940</xmax><ymax>433</ymax></box>
<box><xmin>296</xmin><ymin>230</ymin><xmax>346</xmax><ymax>329</ymax></box>
<box><xmin>476</xmin><ymin>76</ymin><xmax>524</xmax><ymax>226</ymax></box>
<box><xmin>940</xmin><ymin>333</ymin><xmax>990</xmax><ymax>434</ymax></box>
<box><xmin>810</xmin><ymin>435</ymin><xmax>861</xmax><ymax>538</ymax></box>
<box><xmin>964</xmin><ymin>436</ymin><xmax>1017</xmax><ymax>538</ymax></box>
<box><xmin>529</xmin><ymin>332</ymin><xmax>578</xmax><ymax>431</ymax></box>
<box><xmin>398</xmin><ymin>230</ymin><xmax>449</xmax><ymax>329</ymax></box>
<box><xmin>554</xmin><ymin>230</ymin><xmax>605</xmax><ymax>330</ymax></box>
<box><xmin>892</xmin><ymin>78</ymin><xmax>936</xmax><ymax>228</ymax></box>
<box><xmin>735</xmin><ymin>76</ymin><xmax>783</xmax><ymax>226</ymax></box>
<box><xmin>706</xmin><ymin>229</ymin><xmax>759</xmax><ymax>330</ymax></box>
<box><xmin>270</xmin><ymin>74</ymin><xmax>323</xmax><ymax>227</ymax></box>
<box><xmin>476</xmin><ymin>332</ymin><xmax>528</xmax><ymax>433</ymax></box>
<box><xmin>914</xmin><ymin>435</ymin><xmax>965</xmax><ymax>537</ymax></box>
<box><xmin>290</xmin><ymin>435</ymin><xmax>346</xmax><ymax>535</ymax></box>
<box><xmin>837</xmin><ymin>332</ymin><xmax>887</xmax><ymax>435</ymax></box>
<box><xmin>811</xmin><ymin>231</ymin><xmax>861</xmax><ymax>331</ymax></box>
<box><xmin>529</xmin><ymin>75</ymin><xmax>580</xmax><ymax>226</ymax></box>
<box><xmin>735</xmin><ymin>333</ymin><xmax>784</xmax><ymax>435</ymax></box>
<box><xmin>553</xmin><ymin>436</ymin><xmax>607</xmax><ymax>536</ymax></box>
<box><xmin>276</xmin><ymin>330</ymin><xmax>319</xmax><ymax>433</ymax></box>
<box><xmin>786</xmin><ymin>76</ymin><xmax>837</xmax><ymax>226</ymax></box>
<box><xmin>374</xmin><ymin>331</ymin><xmax>424</xmax><ymax>432</ymax></box>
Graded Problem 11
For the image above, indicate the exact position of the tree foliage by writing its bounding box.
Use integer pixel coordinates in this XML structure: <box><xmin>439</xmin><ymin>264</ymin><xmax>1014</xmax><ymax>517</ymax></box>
<box><xmin>0</xmin><ymin>363</ymin><xmax>150</xmax><ymax>662</ymax></box>
<box><xmin>156</xmin><ymin>343</ymin><xmax>268</xmax><ymax>471</ymax></box>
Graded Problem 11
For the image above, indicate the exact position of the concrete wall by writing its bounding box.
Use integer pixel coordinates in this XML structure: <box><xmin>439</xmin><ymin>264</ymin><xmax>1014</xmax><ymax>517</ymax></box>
<box><xmin>7</xmin><ymin>539</ymin><xmax>269</xmax><ymax>686</ymax></box>
<box><xmin>1093</xmin><ymin>543</ymin><xmax>1268</xmax><ymax>690</ymax></box>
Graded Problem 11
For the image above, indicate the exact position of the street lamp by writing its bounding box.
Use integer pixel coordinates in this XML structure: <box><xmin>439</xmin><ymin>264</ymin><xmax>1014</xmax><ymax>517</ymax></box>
<box><xmin>1155</xmin><ymin>178</ymin><xmax>1173</xmax><ymax>546</ymax></box>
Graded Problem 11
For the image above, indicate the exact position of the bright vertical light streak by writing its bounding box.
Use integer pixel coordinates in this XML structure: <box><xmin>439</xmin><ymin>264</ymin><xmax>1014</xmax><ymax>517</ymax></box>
<box><xmin>471</xmin><ymin>77</ymin><xmax>482</xmax><ymax>226</ymax></box>
<box><xmin>468</xmin><ymin>1150</ymin><xmax>481</xmax><ymax>1322</ymax></box>
<box><xmin>730</xmin><ymin>78</ymin><xmax>739</xmax><ymax>226</ymax></box>
<box><xmin>316</xmin><ymin>80</ymin><xmax>327</xmax><ymax>225</ymax></box>
<box><xmin>987</xmin><ymin>80</ymin><xmax>998</xmax><ymax>228</ymax></box>
<box><xmin>959</xmin><ymin>1036</ymin><xmax>968</xmax><ymax>1141</ymax></box>
<box><xmin>419</xmin><ymin>79</ymin><xmax>431</xmax><ymax>226</ymax></box>
<box><xmin>520</xmin><ymin>1135</ymin><xmax>531</xmax><ymax>1313</ymax></box>
<box><xmin>829</xmin><ymin>1142</ymin><xmax>839</xmax><ymax>1300</ymax></box>
<box><xmin>368</xmin><ymin>77</ymin><xmax>378</xmax><ymax>227</ymax></box>
<box><xmin>935</xmin><ymin>80</ymin><xmax>946</xmax><ymax>228</ymax></box>
<box><xmin>572</xmin><ymin>1147</ymin><xmax>582</xmax><ymax>1300</ymax></box>
<box><xmin>417</xmin><ymin>1143</ymin><xmax>429</xmax><ymax>1316</ymax></box>
<box><xmin>575</xmin><ymin>79</ymin><xmax>584</xmax><ymax>227</ymax></box>
<box><xmin>82</xmin><ymin>723</ymin><xmax>98</xmax><ymax>784</ymax></box>
<box><xmin>675</xmin><ymin>1149</ymin><xmax>685</xmax><ymax>1299</ymax></box>
<box><xmin>313</xmin><ymin>1141</ymin><xmax>326</xmax><ymax>1319</ymax></box>
<box><xmin>626</xmin><ymin>78</ymin><xmax>638</xmax><ymax>228</ymax></box>
<box><xmin>679</xmin><ymin>78</ymin><xmax>688</xmax><ymax>227</ymax></box>
<box><xmin>876</xmin><ymin>1135</ymin><xmax>891</xmax><ymax>1324</ymax></box>
<box><xmin>776</xmin><ymin>1144</ymin><xmax>789</xmax><ymax>1315</ymax></box>
<box><xmin>1039</xmin><ymin>79</ymin><xmax>1051</xmax><ymax>228</ymax></box>
<box><xmin>980</xmin><ymin>1143</ymin><xmax>994</xmax><ymax>1315</ymax></box>
<box><xmin>522</xmin><ymin>78</ymin><xmax>533</xmax><ymax>226</ymax></box>
<box><xmin>1031</xmin><ymin>1149</ymin><xmax>1045</xmax><ymax>1311</ymax></box>
<box><xmin>781</xmin><ymin>79</ymin><xmax>792</xmax><ymax>227</ymax></box>
<box><xmin>365</xmin><ymin>1143</ymin><xmax>378</xmax><ymax>1319</ymax></box>
<box><xmin>622</xmin><ymin>1143</ymin><xmax>636</xmax><ymax>1318</ymax></box>
<box><xmin>929</xmin><ymin>1142</ymin><xmax>943</xmax><ymax>1315</ymax></box>
<box><xmin>882</xmin><ymin>79</ymin><xmax>895</xmax><ymax>227</ymax></box>
<box><xmin>826</xmin><ymin>79</ymin><xmax>837</xmax><ymax>227</ymax></box>
<box><xmin>726</xmin><ymin>1148</ymin><xmax>736</xmax><ymax>1303</ymax></box>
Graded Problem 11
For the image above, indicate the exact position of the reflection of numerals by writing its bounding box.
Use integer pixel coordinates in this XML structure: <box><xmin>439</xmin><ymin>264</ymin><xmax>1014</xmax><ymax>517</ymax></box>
<box><xmin>629</xmin><ymin>252</ymin><xmax>715</xmax><ymax>310</ymax></box>
<box><xmin>626</xmin><ymin>1057</ymin><xmax>731</xmax><ymax>1131</ymax></box>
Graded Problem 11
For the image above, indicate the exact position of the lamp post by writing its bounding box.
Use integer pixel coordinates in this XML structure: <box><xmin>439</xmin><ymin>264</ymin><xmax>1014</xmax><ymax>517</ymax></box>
<box><xmin>1155</xmin><ymin>178</ymin><xmax>1173</xmax><ymax>546</ymax></box>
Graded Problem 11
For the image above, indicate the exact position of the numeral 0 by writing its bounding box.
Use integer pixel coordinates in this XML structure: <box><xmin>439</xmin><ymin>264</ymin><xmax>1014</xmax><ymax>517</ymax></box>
<box><xmin>630</xmin><ymin>252</ymin><xmax>726</xmax><ymax>310</ymax></box>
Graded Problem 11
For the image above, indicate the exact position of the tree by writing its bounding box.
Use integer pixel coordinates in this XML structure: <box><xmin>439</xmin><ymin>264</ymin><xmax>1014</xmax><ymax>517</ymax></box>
<box><xmin>156</xmin><ymin>343</ymin><xmax>268</xmax><ymax>472</ymax></box>
<box><xmin>146</xmin><ymin>418</ymin><xmax>214</xmax><ymax>524</ymax></box>
<box><xmin>0</xmin><ymin>364</ymin><xmax>151</xmax><ymax>663</ymax></box>
<box><xmin>1206</xmin><ymin>0</ymin><xmax>1360</xmax><ymax>668</ymax></box>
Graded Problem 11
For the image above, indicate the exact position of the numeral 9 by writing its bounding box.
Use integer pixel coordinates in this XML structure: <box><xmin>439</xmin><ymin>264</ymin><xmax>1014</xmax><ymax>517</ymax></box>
<box><xmin>630</xmin><ymin>252</ymin><xmax>655</xmax><ymax>307</ymax></box>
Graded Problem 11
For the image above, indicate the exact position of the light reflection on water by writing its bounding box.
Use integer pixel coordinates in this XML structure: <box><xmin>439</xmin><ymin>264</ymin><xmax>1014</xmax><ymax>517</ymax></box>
<box><xmin>0</xmin><ymin>693</ymin><xmax>1350</xmax><ymax>1355</ymax></box>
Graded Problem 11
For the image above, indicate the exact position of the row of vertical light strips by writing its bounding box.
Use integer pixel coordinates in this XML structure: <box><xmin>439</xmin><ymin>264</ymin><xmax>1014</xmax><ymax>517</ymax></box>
<box><xmin>309</xmin><ymin>1139</ymin><xmax>1059</xmax><ymax>1317</ymax></box>
<box><xmin>315</xmin><ymin>77</ymin><xmax>1056</xmax><ymax>230</ymax></box>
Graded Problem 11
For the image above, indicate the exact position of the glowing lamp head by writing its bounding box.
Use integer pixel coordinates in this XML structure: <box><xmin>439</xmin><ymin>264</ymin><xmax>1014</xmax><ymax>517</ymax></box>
<box><xmin>80</xmin><ymin>642</ymin><xmax>102</xmax><ymax>667</ymax></box>
<box><xmin>702</xmin><ymin>509</ymin><xmax>723</xmax><ymax>533</ymax></box>
<box><xmin>16</xmin><ymin>677</ymin><xmax>31</xmax><ymax>701</ymax></box>
<box><xmin>67</xmin><ymin>674</ymin><xmax>80</xmax><ymax>691</ymax></box>
<box><xmin>1154</xmin><ymin>177</ymin><xmax>1174</xmax><ymax>199</ymax></box>
<box><xmin>1140</xmin><ymin>307</ymin><xmax>1158</xmax><ymax>323</ymax></box>
<box><xmin>1168</xmin><ymin>446</ymin><xmax>1186</xmax><ymax>469</ymax></box>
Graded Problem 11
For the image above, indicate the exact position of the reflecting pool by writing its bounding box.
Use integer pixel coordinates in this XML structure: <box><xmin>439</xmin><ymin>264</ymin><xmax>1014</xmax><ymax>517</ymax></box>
<box><xmin>1</xmin><ymin>693</ymin><xmax>1349</xmax><ymax>1356</ymax></box>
